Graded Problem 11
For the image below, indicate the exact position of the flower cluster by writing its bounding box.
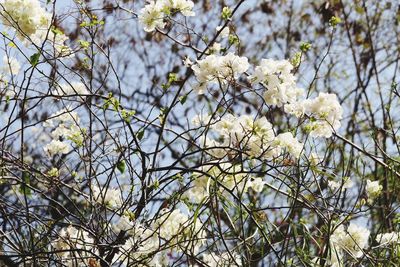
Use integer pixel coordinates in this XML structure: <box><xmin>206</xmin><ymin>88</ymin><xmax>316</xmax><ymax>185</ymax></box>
<box><xmin>0</xmin><ymin>0</ymin><xmax>71</xmax><ymax>54</ymax></box>
<box><xmin>51</xmin><ymin>225</ymin><xmax>98</xmax><ymax>266</ymax></box>
<box><xmin>285</xmin><ymin>92</ymin><xmax>343</xmax><ymax>138</ymax></box>
<box><xmin>184</xmin><ymin>162</ymin><xmax>266</xmax><ymax>203</ymax></box>
<box><xmin>365</xmin><ymin>179</ymin><xmax>382</xmax><ymax>204</ymax></box>
<box><xmin>191</xmin><ymin>53</ymin><xmax>250</xmax><ymax>94</ymax></box>
<box><xmin>376</xmin><ymin>232</ymin><xmax>400</xmax><ymax>246</ymax></box>
<box><xmin>92</xmin><ymin>184</ymin><xmax>124</xmax><ymax>209</ymax></box>
<box><xmin>192</xmin><ymin>54</ymin><xmax>343</xmax><ymax>138</ymax></box>
<box><xmin>1</xmin><ymin>55</ymin><xmax>20</xmax><ymax>78</ymax></box>
<box><xmin>115</xmin><ymin>221</ymin><xmax>162</xmax><ymax>265</ymax></box>
<box><xmin>203</xmin><ymin>251</ymin><xmax>242</xmax><ymax>266</ymax></box>
<box><xmin>43</xmin><ymin>108</ymin><xmax>84</xmax><ymax>157</ymax></box>
<box><xmin>194</xmin><ymin>114</ymin><xmax>303</xmax><ymax>160</ymax></box>
<box><xmin>0</xmin><ymin>55</ymin><xmax>20</xmax><ymax>98</ymax></box>
<box><xmin>112</xmin><ymin>207</ymin><xmax>206</xmax><ymax>266</ymax></box>
<box><xmin>249</xmin><ymin>59</ymin><xmax>303</xmax><ymax>107</ymax></box>
<box><xmin>328</xmin><ymin>176</ymin><xmax>354</xmax><ymax>191</ymax></box>
<box><xmin>139</xmin><ymin>0</ymin><xmax>195</xmax><ymax>32</ymax></box>
<box><xmin>154</xmin><ymin>208</ymin><xmax>206</xmax><ymax>251</ymax></box>
<box><xmin>52</xmin><ymin>81</ymin><xmax>89</xmax><ymax>98</ymax></box>
<box><xmin>0</xmin><ymin>0</ymin><xmax>51</xmax><ymax>40</ymax></box>
<box><xmin>330</xmin><ymin>222</ymin><xmax>370</xmax><ymax>265</ymax></box>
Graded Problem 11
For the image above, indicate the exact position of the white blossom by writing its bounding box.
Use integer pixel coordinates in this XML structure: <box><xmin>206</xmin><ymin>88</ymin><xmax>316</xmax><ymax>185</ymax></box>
<box><xmin>92</xmin><ymin>185</ymin><xmax>124</xmax><ymax>209</ymax></box>
<box><xmin>161</xmin><ymin>0</ymin><xmax>195</xmax><ymax>17</ymax></box>
<box><xmin>154</xmin><ymin>207</ymin><xmax>206</xmax><ymax>253</ymax></box>
<box><xmin>376</xmin><ymin>232</ymin><xmax>400</xmax><ymax>246</ymax></box>
<box><xmin>328</xmin><ymin>177</ymin><xmax>354</xmax><ymax>191</ymax></box>
<box><xmin>330</xmin><ymin>223</ymin><xmax>370</xmax><ymax>260</ymax></box>
<box><xmin>249</xmin><ymin>59</ymin><xmax>302</xmax><ymax>107</ymax></box>
<box><xmin>275</xmin><ymin>132</ymin><xmax>303</xmax><ymax>158</ymax></box>
<box><xmin>1</xmin><ymin>55</ymin><xmax>20</xmax><ymax>76</ymax></box>
<box><xmin>185</xmin><ymin>162</ymin><xmax>262</xmax><ymax>203</ymax></box>
<box><xmin>192</xmin><ymin>53</ymin><xmax>249</xmax><ymax>94</ymax></box>
<box><xmin>216</xmin><ymin>25</ymin><xmax>230</xmax><ymax>38</ymax></box>
<box><xmin>0</xmin><ymin>0</ymin><xmax>51</xmax><ymax>40</ymax></box>
<box><xmin>43</xmin><ymin>140</ymin><xmax>71</xmax><ymax>156</ymax></box>
<box><xmin>139</xmin><ymin>0</ymin><xmax>195</xmax><ymax>32</ymax></box>
<box><xmin>248</xmin><ymin>178</ymin><xmax>266</xmax><ymax>193</ymax></box>
<box><xmin>139</xmin><ymin>1</ymin><xmax>165</xmax><ymax>32</ymax></box>
<box><xmin>285</xmin><ymin>93</ymin><xmax>343</xmax><ymax>138</ymax></box>
<box><xmin>51</xmin><ymin>225</ymin><xmax>97</xmax><ymax>266</ymax></box>
<box><xmin>203</xmin><ymin>251</ymin><xmax>242</xmax><ymax>266</ymax></box>
<box><xmin>52</xmin><ymin>81</ymin><xmax>89</xmax><ymax>97</ymax></box>
<box><xmin>366</xmin><ymin>179</ymin><xmax>382</xmax><ymax>203</ymax></box>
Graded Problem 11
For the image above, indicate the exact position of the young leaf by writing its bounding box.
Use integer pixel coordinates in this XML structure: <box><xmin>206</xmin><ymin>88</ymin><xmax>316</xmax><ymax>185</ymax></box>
<box><xmin>117</xmin><ymin>160</ymin><xmax>126</xmax><ymax>174</ymax></box>
<box><xmin>137</xmin><ymin>129</ymin><xmax>145</xmax><ymax>140</ymax></box>
<box><xmin>29</xmin><ymin>53</ymin><xmax>40</xmax><ymax>67</ymax></box>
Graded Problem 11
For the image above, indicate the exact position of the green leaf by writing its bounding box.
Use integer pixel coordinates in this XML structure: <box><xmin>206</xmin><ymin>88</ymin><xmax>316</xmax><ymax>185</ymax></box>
<box><xmin>179</xmin><ymin>94</ymin><xmax>188</xmax><ymax>105</ymax></box>
<box><xmin>20</xmin><ymin>171</ymin><xmax>31</xmax><ymax>196</ymax></box>
<box><xmin>299</xmin><ymin>42</ymin><xmax>311</xmax><ymax>52</ymax></box>
<box><xmin>51</xmin><ymin>26</ymin><xmax>64</xmax><ymax>36</ymax></box>
<box><xmin>137</xmin><ymin>129</ymin><xmax>145</xmax><ymax>140</ymax></box>
<box><xmin>78</xmin><ymin>40</ymin><xmax>90</xmax><ymax>49</ymax></box>
<box><xmin>29</xmin><ymin>53</ymin><xmax>40</xmax><ymax>67</ymax></box>
<box><xmin>329</xmin><ymin>16</ymin><xmax>342</xmax><ymax>27</ymax></box>
<box><xmin>117</xmin><ymin>160</ymin><xmax>126</xmax><ymax>174</ymax></box>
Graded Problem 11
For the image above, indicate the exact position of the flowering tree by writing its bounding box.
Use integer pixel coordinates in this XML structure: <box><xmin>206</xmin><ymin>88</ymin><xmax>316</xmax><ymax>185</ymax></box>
<box><xmin>0</xmin><ymin>0</ymin><xmax>400</xmax><ymax>266</ymax></box>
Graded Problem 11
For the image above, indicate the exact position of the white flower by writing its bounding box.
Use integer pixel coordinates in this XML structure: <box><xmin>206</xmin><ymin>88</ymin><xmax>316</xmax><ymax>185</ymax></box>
<box><xmin>114</xmin><ymin>214</ymin><xmax>134</xmax><ymax>233</ymax></box>
<box><xmin>216</xmin><ymin>25</ymin><xmax>230</xmax><ymax>38</ymax></box>
<box><xmin>306</xmin><ymin>93</ymin><xmax>343</xmax><ymax>138</ymax></box>
<box><xmin>249</xmin><ymin>178</ymin><xmax>266</xmax><ymax>193</ymax></box>
<box><xmin>42</xmin><ymin>108</ymin><xmax>84</xmax><ymax>154</ymax></box>
<box><xmin>186</xmin><ymin>162</ymin><xmax>257</xmax><ymax>204</ymax></box>
<box><xmin>203</xmin><ymin>251</ymin><xmax>242</xmax><ymax>267</ymax></box>
<box><xmin>154</xmin><ymin>207</ymin><xmax>205</xmax><ymax>252</ymax></box>
<box><xmin>275</xmin><ymin>132</ymin><xmax>303</xmax><ymax>158</ymax></box>
<box><xmin>249</xmin><ymin>59</ymin><xmax>302</xmax><ymax>107</ymax></box>
<box><xmin>191</xmin><ymin>113</ymin><xmax>214</xmax><ymax>126</ymax></box>
<box><xmin>139</xmin><ymin>0</ymin><xmax>195</xmax><ymax>32</ymax></box>
<box><xmin>50</xmin><ymin>31</ymin><xmax>73</xmax><ymax>57</ymax></box>
<box><xmin>184</xmin><ymin>173</ymin><xmax>210</xmax><ymax>203</ymax></box>
<box><xmin>250</xmin><ymin>59</ymin><xmax>295</xmax><ymax>84</ymax></box>
<box><xmin>162</xmin><ymin>0</ymin><xmax>195</xmax><ymax>16</ymax></box>
<box><xmin>44</xmin><ymin>140</ymin><xmax>70</xmax><ymax>156</ymax></box>
<box><xmin>92</xmin><ymin>185</ymin><xmax>124</xmax><ymax>209</ymax></box>
<box><xmin>43</xmin><ymin>108</ymin><xmax>80</xmax><ymax>128</ymax></box>
<box><xmin>53</xmin><ymin>81</ymin><xmax>88</xmax><ymax>97</ymax></box>
<box><xmin>191</xmin><ymin>53</ymin><xmax>249</xmax><ymax>94</ymax></box>
<box><xmin>221</xmin><ymin>52</ymin><xmax>250</xmax><ymax>77</ymax></box>
<box><xmin>156</xmin><ymin>208</ymin><xmax>189</xmax><ymax>240</ymax></box>
<box><xmin>286</xmin><ymin>93</ymin><xmax>343</xmax><ymax>138</ymax></box>
<box><xmin>328</xmin><ymin>177</ymin><xmax>354</xmax><ymax>191</ymax></box>
<box><xmin>209</xmin><ymin>42</ymin><xmax>221</xmax><ymax>53</ymax></box>
<box><xmin>139</xmin><ymin>1</ymin><xmax>165</xmax><ymax>32</ymax></box>
<box><xmin>52</xmin><ymin>225</ymin><xmax>94</xmax><ymax>255</ymax></box>
<box><xmin>263</xmin><ymin>84</ymin><xmax>304</xmax><ymax>107</ymax></box>
<box><xmin>284</xmin><ymin>101</ymin><xmax>306</xmax><ymax>117</ymax></box>
<box><xmin>0</xmin><ymin>0</ymin><xmax>51</xmax><ymax>40</ymax></box>
<box><xmin>52</xmin><ymin>225</ymin><xmax>98</xmax><ymax>266</ymax></box>
<box><xmin>115</xmin><ymin>223</ymin><xmax>160</xmax><ymax>265</ymax></box>
<box><xmin>366</xmin><ymin>179</ymin><xmax>382</xmax><ymax>203</ymax></box>
<box><xmin>330</xmin><ymin>223</ymin><xmax>370</xmax><ymax>260</ymax></box>
<box><xmin>376</xmin><ymin>232</ymin><xmax>400</xmax><ymax>246</ymax></box>
<box><xmin>1</xmin><ymin>55</ymin><xmax>20</xmax><ymax>76</ymax></box>
<box><xmin>194</xmin><ymin>114</ymin><xmax>279</xmax><ymax>160</ymax></box>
